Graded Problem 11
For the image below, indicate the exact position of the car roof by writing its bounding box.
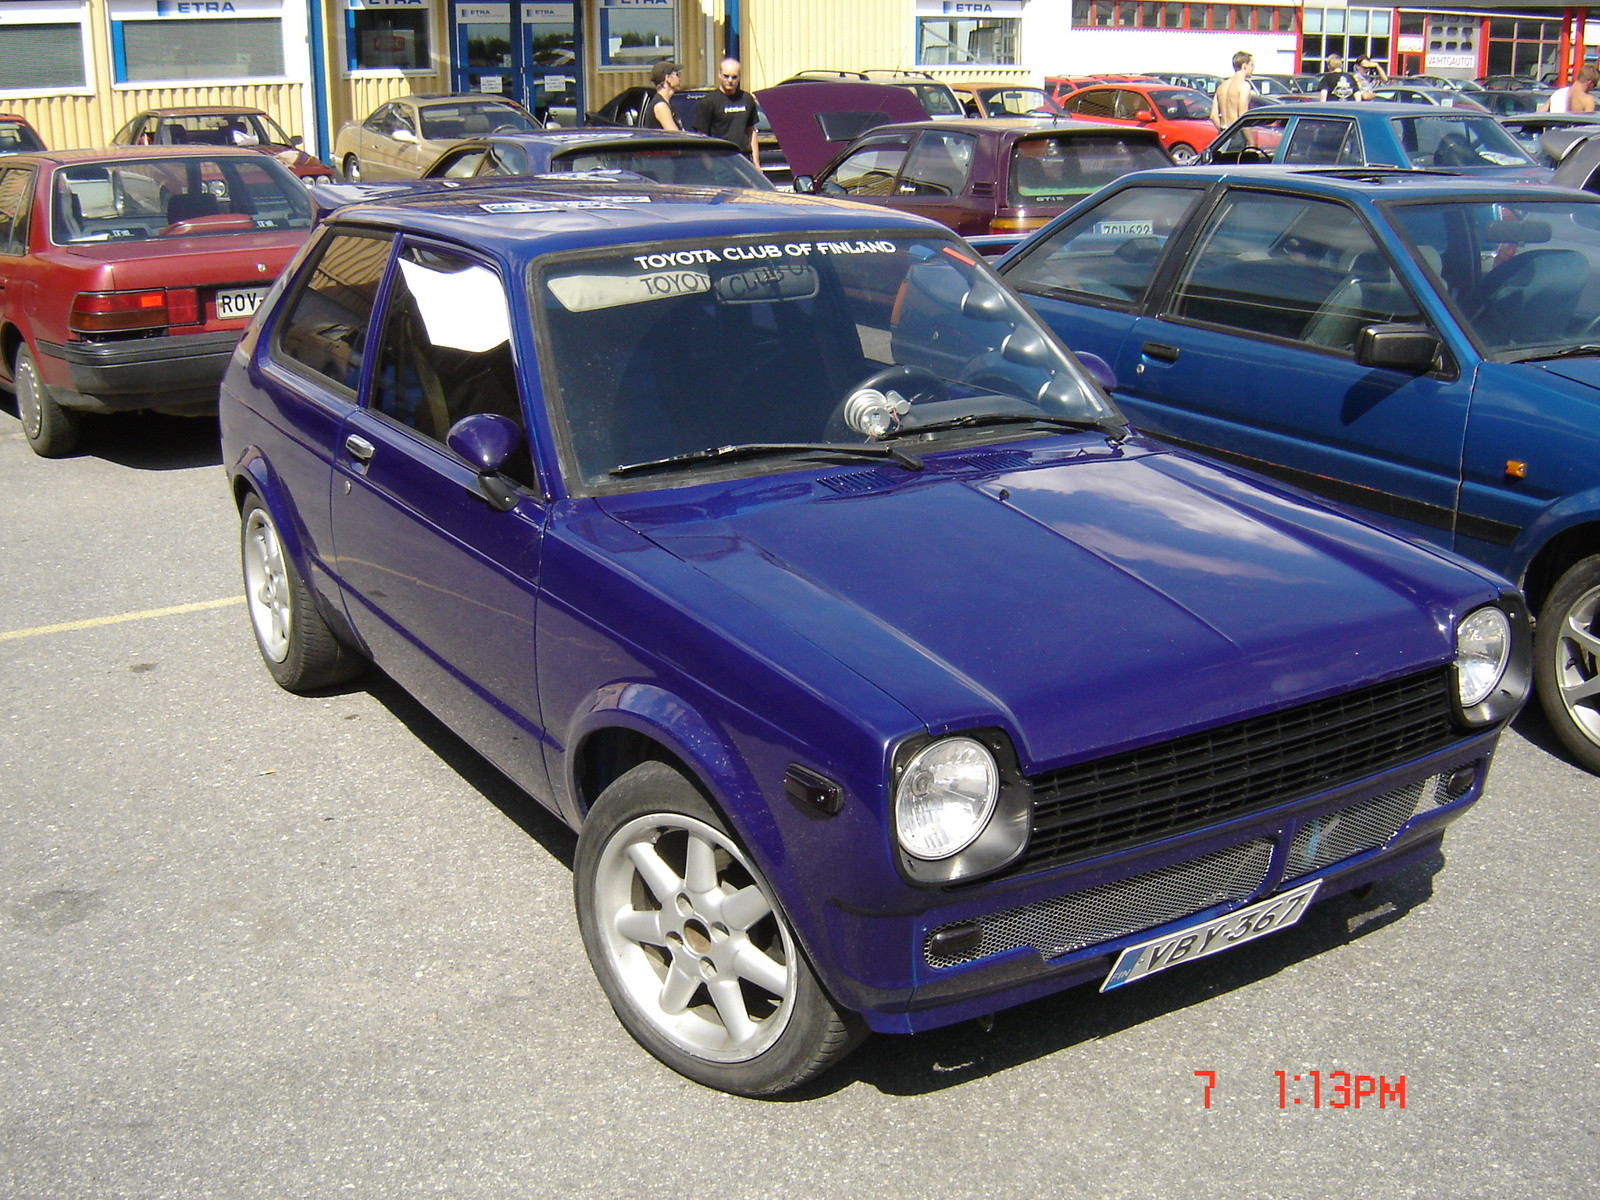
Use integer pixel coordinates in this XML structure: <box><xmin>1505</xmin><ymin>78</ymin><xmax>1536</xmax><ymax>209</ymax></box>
<box><xmin>11</xmin><ymin>145</ymin><xmax>289</xmax><ymax>167</ymax></box>
<box><xmin>1110</xmin><ymin>162</ymin><xmax>1599</xmax><ymax>199</ymax></box>
<box><xmin>133</xmin><ymin>106</ymin><xmax>270</xmax><ymax>117</ymax></box>
<box><xmin>862</xmin><ymin>116</ymin><xmax>1156</xmax><ymax>137</ymax></box>
<box><xmin>1257</xmin><ymin>101</ymin><xmax>1498</xmax><ymax>118</ymax></box>
<box><xmin>466</xmin><ymin>129</ymin><xmax>741</xmax><ymax>151</ymax></box>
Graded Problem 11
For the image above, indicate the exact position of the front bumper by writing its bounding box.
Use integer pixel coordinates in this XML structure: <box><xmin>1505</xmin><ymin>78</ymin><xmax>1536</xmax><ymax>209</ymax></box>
<box><xmin>826</xmin><ymin>731</ymin><xmax>1497</xmax><ymax>1035</ymax></box>
<box><xmin>39</xmin><ymin>330</ymin><xmax>243</xmax><ymax>413</ymax></box>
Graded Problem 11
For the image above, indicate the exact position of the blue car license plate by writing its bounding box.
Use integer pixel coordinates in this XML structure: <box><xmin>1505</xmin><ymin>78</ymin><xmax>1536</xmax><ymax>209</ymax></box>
<box><xmin>1100</xmin><ymin>879</ymin><xmax>1322</xmax><ymax>992</ymax></box>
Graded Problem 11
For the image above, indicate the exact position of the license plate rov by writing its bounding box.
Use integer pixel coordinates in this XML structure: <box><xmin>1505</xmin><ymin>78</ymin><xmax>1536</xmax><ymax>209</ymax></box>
<box><xmin>216</xmin><ymin>287</ymin><xmax>268</xmax><ymax>319</ymax></box>
<box><xmin>1100</xmin><ymin>879</ymin><xmax>1322</xmax><ymax>991</ymax></box>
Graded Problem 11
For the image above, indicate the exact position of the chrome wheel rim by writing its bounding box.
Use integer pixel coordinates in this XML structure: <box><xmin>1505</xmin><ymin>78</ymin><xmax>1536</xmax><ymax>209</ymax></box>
<box><xmin>242</xmin><ymin>508</ymin><xmax>292</xmax><ymax>662</ymax></box>
<box><xmin>1169</xmin><ymin>144</ymin><xmax>1198</xmax><ymax>165</ymax></box>
<box><xmin>344</xmin><ymin>156</ymin><xmax>361</xmax><ymax>183</ymax></box>
<box><xmin>1554</xmin><ymin>583</ymin><xmax>1600</xmax><ymax>747</ymax></box>
<box><xmin>15</xmin><ymin>355</ymin><xmax>41</xmax><ymax>439</ymax></box>
<box><xmin>595</xmin><ymin>813</ymin><xmax>796</xmax><ymax>1063</ymax></box>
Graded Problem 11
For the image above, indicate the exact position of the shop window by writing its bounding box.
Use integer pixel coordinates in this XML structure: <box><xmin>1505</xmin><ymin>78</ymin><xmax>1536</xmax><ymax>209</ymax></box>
<box><xmin>347</xmin><ymin>2</ymin><xmax>431</xmax><ymax>72</ymax></box>
<box><xmin>599</xmin><ymin>0</ymin><xmax>675</xmax><ymax>69</ymax></box>
<box><xmin>117</xmin><ymin>18</ymin><xmax>284</xmax><ymax>83</ymax></box>
<box><xmin>0</xmin><ymin>1</ymin><xmax>88</xmax><ymax>92</ymax></box>
<box><xmin>918</xmin><ymin>16</ymin><xmax>1020</xmax><ymax>65</ymax></box>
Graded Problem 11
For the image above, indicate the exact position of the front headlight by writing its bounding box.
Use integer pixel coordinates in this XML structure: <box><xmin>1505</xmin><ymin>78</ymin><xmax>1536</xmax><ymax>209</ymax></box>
<box><xmin>895</xmin><ymin>736</ymin><xmax>998</xmax><ymax>860</ymax></box>
<box><xmin>1456</xmin><ymin>606</ymin><xmax>1511</xmax><ymax>708</ymax></box>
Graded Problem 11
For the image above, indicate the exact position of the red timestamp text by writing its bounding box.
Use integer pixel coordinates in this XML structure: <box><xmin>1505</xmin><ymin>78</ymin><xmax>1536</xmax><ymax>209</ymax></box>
<box><xmin>1191</xmin><ymin>1070</ymin><xmax>1407</xmax><ymax>1109</ymax></box>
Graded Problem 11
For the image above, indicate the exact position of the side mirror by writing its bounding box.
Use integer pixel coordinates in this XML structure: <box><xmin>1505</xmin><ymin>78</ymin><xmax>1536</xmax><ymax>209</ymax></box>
<box><xmin>392</xmin><ymin>128</ymin><xmax>417</xmax><ymax>144</ymax></box>
<box><xmin>1075</xmin><ymin>351</ymin><xmax>1117</xmax><ymax>391</ymax></box>
<box><xmin>792</xmin><ymin>174</ymin><xmax>815</xmax><ymax>193</ymax></box>
<box><xmin>1134</xmin><ymin>109</ymin><xmax>1156</xmax><ymax>123</ymax></box>
<box><xmin>1355</xmin><ymin>323</ymin><xmax>1441</xmax><ymax>373</ymax></box>
<box><xmin>447</xmin><ymin>413</ymin><xmax>525</xmax><ymax>511</ymax></box>
<box><xmin>289</xmin><ymin>134</ymin><xmax>304</xmax><ymax>148</ymax></box>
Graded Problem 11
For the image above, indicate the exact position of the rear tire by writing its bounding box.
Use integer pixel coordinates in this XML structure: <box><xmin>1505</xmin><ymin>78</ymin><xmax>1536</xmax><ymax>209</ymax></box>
<box><xmin>575</xmin><ymin>761</ymin><xmax>866</xmax><ymax>1096</ymax></box>
<box><xmin>240</xmin><ymin>493</ymin><xmax>363</xmax><ymax>692</ymax></box>
<box><xmin>1168</xmin><ymin>142</ymin><xmax>1199</xmax><ymax>166</ymax></box>
<box><xmin>1534</xmin><ymin>554</ymin><xmax>1600</xmax><ymax>774</ymax></box>
<box><xmin>14</xmin><ymin>345</ymin><xmax>79</xmax><ymax>458</ymax></box>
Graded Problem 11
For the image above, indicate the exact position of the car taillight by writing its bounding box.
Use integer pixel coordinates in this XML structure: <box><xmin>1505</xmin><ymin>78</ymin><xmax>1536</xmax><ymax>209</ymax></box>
<box><xmin>990</xmin><ymin>215</ymin><xmax>1051</xmax><ymax>234</ymax></box>
<box><xmin>69</xmin><ymin>288</ymin><xmax>200</xmax><ymax>334</ymax></box>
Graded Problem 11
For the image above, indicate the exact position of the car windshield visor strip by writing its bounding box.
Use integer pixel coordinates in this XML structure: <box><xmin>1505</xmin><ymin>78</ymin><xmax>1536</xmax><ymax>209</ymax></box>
<box><xmin>537</xmin><ymin>234</ymin><xmax>1121</xmax><ymax>486</ymax></box>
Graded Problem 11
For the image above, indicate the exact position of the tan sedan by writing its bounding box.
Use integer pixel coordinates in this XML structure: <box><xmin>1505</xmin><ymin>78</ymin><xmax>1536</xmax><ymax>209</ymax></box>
<box><xmin>331</xmin><ymin>93</ymin><xmax>542</xmax><ymax>182</ymax></box>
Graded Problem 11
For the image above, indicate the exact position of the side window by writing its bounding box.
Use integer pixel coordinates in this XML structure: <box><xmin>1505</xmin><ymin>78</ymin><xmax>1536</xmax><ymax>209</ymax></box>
<box><xmin>821</xmin><ymin>137</ymin><xmax>911</xmax><ymax>196</ymax></box>
<box><xmin>1112</xmin><ymin>90</ymin><xmax>1148</xmax><ymax>121</ymax></box>
<box><xmin>1168</xmin><ymin>192</ymin><xmax>1420</xmax><ymax>354</ymax></box>
<box><xmin>0</xmin><ymin>167</ymin><xmax>34</xmax><ymax>255</ymax></box>
<box><xmin>368</xmin><ymin>243</ymin><xmax>528</xmax><ymax>476</ymax></box>
<box><xmin>1209</xmin><ymin>117</ymin><xmax>1287</xmax><ymax>163</ymax></box>
<box><xmin>486</xmin><ymin>144</ymin><xmax>526</xmax><ymax>175</ymax></box>
<box><xmin>1004</xmin><ymin>186</ymin><xmax>1202</xmax><ymax>307</ymax></box>
<box><xmin>1283</xmin><ymin>119</ymin><xmax>1361</xmax><ymax>165</ymax></box>
<box><xmin>434</xmin><ymin>149</ymin><xmax>485</xmax><ymax>179</ymax></box>
<box><xmin>364</xmin><ymin>104</ymin><xmax>395</xmax><ymax>133</ymax></box>
<box><xmin>1068</xmin><ymin>90</ymin><xmax>1115</xmax><ymax>119</ymax></box>
<box><xmin>274</xmin><ymin>228</ymin><xmax>393</xmax><ymax>393</ymax></box>
<box><xmin>899</xmin><ymin>131</ymin><xmax>975</xmax><ymax>197</ymax></box>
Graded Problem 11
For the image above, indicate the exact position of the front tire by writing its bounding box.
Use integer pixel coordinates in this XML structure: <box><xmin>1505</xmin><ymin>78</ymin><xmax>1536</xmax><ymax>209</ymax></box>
<box><xmin>575</xmin><ymin>761</ymin><xmax>865</xmax><ymax>1096</ymax></box>
<box><xmin>14</xmin><ymin>345</ymin><xmax>79</xmax><ymax>458</ymax></box>
<box><xmin>240</xmin><ymin>493</ymin><xmax>363</xmax><ymax>692</ymax></box>
<box><xmin>1168</xmin><ymin>142</ymin><xmax>1199</xmax><ymax>166</ymax></box>
<box><xmin>342</xmin><ymin>155</ymin><xmax>362</xmax><ymax>183</ymax></box>
<box><xmin>1534</xmin><ymin>554</ymin><xmax>1600</xmax><ymax>773</ymax></box>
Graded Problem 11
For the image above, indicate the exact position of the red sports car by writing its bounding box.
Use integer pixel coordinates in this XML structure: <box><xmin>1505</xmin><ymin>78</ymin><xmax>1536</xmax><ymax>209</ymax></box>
<box><xmin>0</xmin><ymin>147</ymin><xmax>314</xmax><ymax>456</ymax></box>
<box><xmin>1057</xmin><ymin>82</ymin><xmax>1220</xmax><ymax>164</ymax></box>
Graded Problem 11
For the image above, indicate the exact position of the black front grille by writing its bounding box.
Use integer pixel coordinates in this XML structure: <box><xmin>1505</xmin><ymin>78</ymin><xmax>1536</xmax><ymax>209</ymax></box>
<box><xmin>1016</xmin><ymin>668</ymin><xmax>1458</xmax><ymax>876</ymax></box>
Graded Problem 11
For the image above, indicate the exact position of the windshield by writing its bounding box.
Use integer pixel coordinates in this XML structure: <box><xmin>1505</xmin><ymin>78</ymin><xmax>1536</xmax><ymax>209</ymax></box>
<box><xmin>1009</xmin><ymin>134</ymin><xmax>1171</xmax><ymax>206</ymax></box>
<box><xmin>1151</xmin><ymin>88</ymin><xmax>1212</xmax><ymax>121</ymax></box>
<box><xmin>157</xmin><ymin>112</ymin><xmax>289</xmax><ymax>147</ymax></box>
<box><xmin>1391</xmin><ymin>114</ymin><xmax>1535</xmax><ymax>168</ymax></box>
<box><xmin>1390</xmin><ymin>198</ymin><xmax>1600</xmax><ymax>355</ymax></box>
<box><xmin>551</xmin><ymin>146</ymin><xmax>770</xmax><ymax>189</ymax></box>
<box><xmin>980</xmin><ymin>87</ymin><xmax>1061</xmax><ymax>116</ymax></box>
<box><xmin>420</xmin><ymin>102</ymin><xmax>539</xmax><ymax>140</ymax></box>
<box><xmin>0</xmin><ymin>121</ymin><xmax>44</xmax><ymax>153</ymax></box>
<box><xmin>50</xmin><ymin>155</ymin><xmax>312</xmax><ymax>244</ymax></box>
<box><xmin>537</xmin><ymin>233</ymin><xmax>1119</xmax><ymax>486</ymax></box>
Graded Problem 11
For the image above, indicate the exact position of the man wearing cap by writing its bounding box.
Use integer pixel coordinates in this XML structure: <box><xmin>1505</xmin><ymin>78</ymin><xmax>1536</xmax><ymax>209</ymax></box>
<box><xmin>690</xmin><ymin>57</ymin><xmax>761</xmax><ymax>164</ymax></box>
<box><xmin>644</xmin><ymin>60</ymin><xmax>681</xmax><ymax>130</ymax></box>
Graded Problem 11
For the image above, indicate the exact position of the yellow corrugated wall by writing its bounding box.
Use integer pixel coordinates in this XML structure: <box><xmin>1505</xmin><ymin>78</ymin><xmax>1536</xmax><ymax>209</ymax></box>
<box><xmin>743</xmin><ymin>0</ymin><xmax>914</xmax><ymax>88</ymax></box>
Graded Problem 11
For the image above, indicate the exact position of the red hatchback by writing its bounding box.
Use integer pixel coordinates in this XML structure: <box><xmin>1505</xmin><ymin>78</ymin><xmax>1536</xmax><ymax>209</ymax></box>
<box><xmin>1057</xmin><ymin>82</ymin><xmax>1220</xmax><ymax>164</ymax></box>
<box><xmin>0</xmin><ymin>147</ymin><xmax>314</xmax><ymax>456</ymax></box>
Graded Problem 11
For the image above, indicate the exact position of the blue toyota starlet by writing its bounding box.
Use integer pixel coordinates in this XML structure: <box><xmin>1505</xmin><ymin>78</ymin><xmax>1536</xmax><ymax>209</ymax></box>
<box><xmin>221</xmin><ymin>177</ymin><xmax>1529</xmax><ymax>1095</ymax></box>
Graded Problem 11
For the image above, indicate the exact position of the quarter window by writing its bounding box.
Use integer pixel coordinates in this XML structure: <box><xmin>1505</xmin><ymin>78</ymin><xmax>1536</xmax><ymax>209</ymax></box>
<box><xmin>1168</xmin><ymin>192</ymin><xmax>1420</xmax><ymax>354</ymax></box>
<box><xmin>275</xmin><ymin>229</ymin><xmax>393</xmax><ymax>395</ymax></box>
<box><xmin>0</xmin><ymin>167</ymin><xmax>34</xmax><ymax>256</ymax></box>
<box><xmin>1004</xmin><ymin>186</ymin><xmax>1202</xmax><ymax>307</ymax></box>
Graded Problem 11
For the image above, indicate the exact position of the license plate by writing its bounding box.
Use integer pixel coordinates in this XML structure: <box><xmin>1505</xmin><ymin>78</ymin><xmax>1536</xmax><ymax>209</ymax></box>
<box><xmin>1100</xmin><ymin>879</ymin><xmax>1322</xmax><ymax>992</ymax></box>
<box><xmin>216</xmin><ymin>287</ymin><xmax>268</xmax><ymax>320</ymax></box>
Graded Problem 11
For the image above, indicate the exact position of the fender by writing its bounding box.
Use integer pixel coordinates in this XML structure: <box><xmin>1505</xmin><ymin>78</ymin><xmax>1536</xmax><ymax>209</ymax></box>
<box><xmin>1504</xmin><ymin>483</ymin><xmax>1600</xmax><ymax>587</ymax></box>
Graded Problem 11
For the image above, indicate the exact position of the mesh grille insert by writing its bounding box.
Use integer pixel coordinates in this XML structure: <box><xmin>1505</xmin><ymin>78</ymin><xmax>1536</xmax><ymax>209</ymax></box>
<box><xmin>1285</xmin><ymin>770</ymin><xmax>1455</xmax><ymax>878</ymax></box>
<box><xmin>926</xmin><ymin>838</ymin><xmax>1274</xmax><ymax>969</ymax></box>
<box><xmin>1017</xmin><ymin>669</ymin><xmax>1458</xmax><ymax>876</ymax></box>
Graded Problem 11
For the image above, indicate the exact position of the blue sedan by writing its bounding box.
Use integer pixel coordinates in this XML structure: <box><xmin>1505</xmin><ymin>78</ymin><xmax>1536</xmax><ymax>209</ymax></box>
<box><xmin>222</xmin><ymin>177</ymin><xmax>1525</xmax><ymax>1093</ymax></box>
<box><xmin>1204</xmin><ymin>100</ymin><xmax>1548</xmax><ymax>179</ymax></box>
<box><xmin>998</xmin><ymin>165</ymin><xmax>1600</xmax><ymax>770</ymax></box>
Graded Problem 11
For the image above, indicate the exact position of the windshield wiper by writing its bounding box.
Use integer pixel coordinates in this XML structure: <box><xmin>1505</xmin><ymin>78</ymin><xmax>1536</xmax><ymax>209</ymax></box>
<box><xmin>1510</xmin><ymin>344</ymin><xmax>1600</xmax><ymax>364</ymax></box>
<box><xmin>610</xmin><ymin>441</ymin><xmax>924</xmax><ymax>478</ymax></box>
<box><xmin>885</xmin><ymin>411</ymin><xmax>1128</xmax><ymax>443</ymax></box>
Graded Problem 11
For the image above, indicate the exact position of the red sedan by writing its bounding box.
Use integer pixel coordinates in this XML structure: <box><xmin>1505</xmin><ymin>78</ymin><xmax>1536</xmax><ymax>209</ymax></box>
<box><xmin>1057</xmin><ymin>82</ymin><xmax>1220</xmax><ymax>164</ymax></box>
<box><xmin>0</xmin><ymin>147</ymin><xmax>314</xmax><ymax>456</ymax></box>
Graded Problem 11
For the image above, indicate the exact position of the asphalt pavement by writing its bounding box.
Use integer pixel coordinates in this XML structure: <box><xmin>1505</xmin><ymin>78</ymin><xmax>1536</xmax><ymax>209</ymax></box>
<box><xmin>2</xmin><ymin>406</ymin><xmax>1596</xmax><ymax>1199</ymax></box>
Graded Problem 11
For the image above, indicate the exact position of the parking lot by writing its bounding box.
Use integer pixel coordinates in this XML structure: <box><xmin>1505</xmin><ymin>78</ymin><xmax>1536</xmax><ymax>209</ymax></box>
<box><xmin>2</xmin><ymin>407</ymin><xmax>1597</xmax><ymax>1199</ymax></box>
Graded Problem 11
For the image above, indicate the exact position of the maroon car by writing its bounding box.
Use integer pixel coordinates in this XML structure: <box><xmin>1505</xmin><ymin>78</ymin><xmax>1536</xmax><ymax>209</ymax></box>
<box><xmin>0</xmin><ymin>147</ymin><xmax>314</xmax><ymax>456</ymax></box>
<box><xmin>112</xmin><ymin>107</ymin><xmax>335</xmax><ymax>185</ymax></box>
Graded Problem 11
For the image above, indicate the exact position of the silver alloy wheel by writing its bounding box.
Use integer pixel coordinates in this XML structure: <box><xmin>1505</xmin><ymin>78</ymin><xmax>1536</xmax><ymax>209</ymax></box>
<box><xmin>1169</xmin><ymin>143</ymin><xmax>1199</xmax><ymax>165</ymax></box>
<box><xmin>242</xmin><ymin>507</ymin><xmax>292</xmax><ymax>663</ymax></box>
<box><xmin>343</xmin><ymin>155</ymin><xmax>362</xmax><ymax>183</ymax></box>
<box><xmin>15</xmin><ymin>350</ymin><xmax>41</xmax><ymax>439</ymax></box>
<box><xmin>1552</xmin><ymin>582</ymin><xmax>1600</xmax><ymax>746</ymax></box>
<box><xmin>593</xmin><ymin>811</ymin><xmax>797</xmax><ymax>1062</ymax></box>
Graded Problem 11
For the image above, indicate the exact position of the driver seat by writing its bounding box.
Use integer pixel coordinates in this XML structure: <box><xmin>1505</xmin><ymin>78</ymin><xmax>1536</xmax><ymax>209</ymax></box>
<box><xmin>167</xmin><ymin>190</ymin><xmax>219</xmax><ymax>224</ymax></box>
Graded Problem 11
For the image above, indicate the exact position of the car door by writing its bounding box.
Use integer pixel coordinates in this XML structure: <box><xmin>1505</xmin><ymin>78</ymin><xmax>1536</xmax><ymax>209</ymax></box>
<box><xmin>330</xmin><ymin>237</ymin><xmax>552</xmax><ymax>799</ymax></box>
<box><xmin>891</xmin><ymin>129</ymin><xmax>980</xmax><ymax>233</ymax></box>
<box><xmin>1206</xmin><ymin>113</ymin><xmax>1289</xmax><ymax>163</ymax></box>
<box><xmin>0</xmin><ymin>164</ymin><xmax>36</xmax><ymax>361</ymax></box>
<box><xmin>1115</xmin><ymin>187</ymin><xmax>1470</xmax><ymax>546</ymax></box>
<box><xmin>815</xmin><ymin>133</ymin><xmax>913</xmax><ymax>201</ymax></box>
<box><xmin>1001</xmin><ymin>181</ymin><xmax>1209</xmax><ymax>387</ymax></box>
<box><xmin>364</xmin><ymin>104</ymin><xmax>413</xmax><ymax>178</ymax></box>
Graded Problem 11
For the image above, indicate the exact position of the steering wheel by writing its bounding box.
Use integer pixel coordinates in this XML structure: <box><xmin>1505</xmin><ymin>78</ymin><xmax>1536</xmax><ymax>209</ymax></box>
<box><xmin>823</xmin><ymin>364</ymin><xmax>949</xmax><ymax>442</ymax></box>
<box><xmin>1461</xmin><ymin>249</ymin><xmax>1589</xmax><ymax>344</ymax></box>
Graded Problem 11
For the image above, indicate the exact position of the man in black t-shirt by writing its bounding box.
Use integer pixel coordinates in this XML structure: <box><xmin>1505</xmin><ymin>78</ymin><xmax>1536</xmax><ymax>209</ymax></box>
<box><xmin>690</xmin><ymin>56</ymin><xmax>760</xmax><ymax>164</ymax></box>
<box><xmin>1317</xmin><ymin>54</ymin><xmax>1361</xmax><ymax>102</ymax></box>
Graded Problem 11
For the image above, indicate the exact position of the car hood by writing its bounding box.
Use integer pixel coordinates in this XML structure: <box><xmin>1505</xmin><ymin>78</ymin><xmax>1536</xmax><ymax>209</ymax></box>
<box><xmin>1529</xmin><ymin>355</ymin><xmax>1600</xmax><ymax>388</ymax></box>
<box><xmin>601</xmin><ymin>442</ymin><xmax>1490</xmax><ymax>768</ymax></box>
<box><xmin>755</xmin><ymin>82</ymin><xmax>931</xmax><ymax>178</ymax></box>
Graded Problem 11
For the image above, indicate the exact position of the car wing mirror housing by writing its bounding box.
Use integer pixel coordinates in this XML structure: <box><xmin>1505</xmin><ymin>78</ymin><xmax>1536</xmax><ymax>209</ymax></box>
<box><xmin>792</xmin><ymin>174</ymin><xmax>815</xmax><ymax>193</ymax></box>
<box><xmin>447</xmin><ymin>413</ymin><xmax>525</xmax><ymax>511</ymax></box>
<box><xmin>1356</xmin><ymin>323</ymin><xmax>1442</xmax><ymax>373</ymax></box>
<box><xmin>393</xmin><ymin>128</ymin><xmax>417</xmax><ymax>144</ymax></box>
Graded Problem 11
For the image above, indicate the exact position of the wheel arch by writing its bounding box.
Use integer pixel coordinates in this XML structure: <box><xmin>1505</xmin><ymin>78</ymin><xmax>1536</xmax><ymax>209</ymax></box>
<box><xmin>0</xmin><ymin>322</ymin><xmax>26</xmax><ymax>383</ymax></box>
<box><xmin>1521</xmin><ymin>519</ymin><xmax>1600</xmax><ymax>618</ymax></box>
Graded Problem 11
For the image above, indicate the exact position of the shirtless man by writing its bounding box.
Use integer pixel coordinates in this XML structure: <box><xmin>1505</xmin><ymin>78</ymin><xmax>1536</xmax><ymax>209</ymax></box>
<box><xmin>1549</xmin><ymin>64</ymin><xmax>1600</xmax><ymax>113</ymax></box>
<box><xmin>1212</xmin><ymin>51</ymin><xmax>1254</xmax><ymax>129</ymax></box>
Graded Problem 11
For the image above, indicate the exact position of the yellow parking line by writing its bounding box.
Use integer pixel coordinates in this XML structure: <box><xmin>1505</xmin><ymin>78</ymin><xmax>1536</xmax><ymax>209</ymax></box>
<box><xmin>0</xmin><ymin>596</ymin><xmax>245</xmax><ymax>642</ymax></box>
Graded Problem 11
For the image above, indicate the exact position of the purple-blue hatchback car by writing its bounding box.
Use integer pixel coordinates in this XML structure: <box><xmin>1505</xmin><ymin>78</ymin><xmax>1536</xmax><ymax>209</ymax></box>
<box><xmin>221</xmin><ymin>178</ymin><xmax>1530</xmax><ymax>1095</ymax></box>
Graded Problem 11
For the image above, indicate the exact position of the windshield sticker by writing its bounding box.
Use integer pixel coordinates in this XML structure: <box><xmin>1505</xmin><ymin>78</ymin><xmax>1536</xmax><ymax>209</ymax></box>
<box><xmin>548</xmin><ymin>269</ymin><xmax>711</xmax><ymax>313</ymax></box>
<box><xmin>629</xmin><ymin>239</ymin><xmax>897</xmax><ymax>270</ymax></box>
<box><xmin>479</xmin><ymin>197</ymin><xmax>652</xmax><ymax>213</ymax></box>
<box><xmin>1096</xmin><ymin>220</ymin><xmax>1154</xmax><ymax>236</ymax></box>
<box><xmin>398</xmin><ymin>258</ymin><xmax>510</xmax><ymax>353</ymax></box>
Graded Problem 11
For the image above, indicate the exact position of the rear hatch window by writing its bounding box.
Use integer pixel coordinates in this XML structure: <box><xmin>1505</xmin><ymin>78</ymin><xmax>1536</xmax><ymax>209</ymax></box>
<box><xmin>1009</xmin><ymin>135</ymin><xmax>1171</xmax><ymax>207</ymax></box>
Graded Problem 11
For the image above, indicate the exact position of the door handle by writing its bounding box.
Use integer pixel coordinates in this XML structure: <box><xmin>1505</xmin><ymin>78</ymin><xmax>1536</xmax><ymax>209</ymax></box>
<box><xmin>1140</xmin><ymin>341</ymin><xmax>1180</xmax><ymax>364</ymax></box>
<box><xmin>344</xmin><ymin>433</ymin><xmax>375</xmax><ymax>462</ymax></box>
